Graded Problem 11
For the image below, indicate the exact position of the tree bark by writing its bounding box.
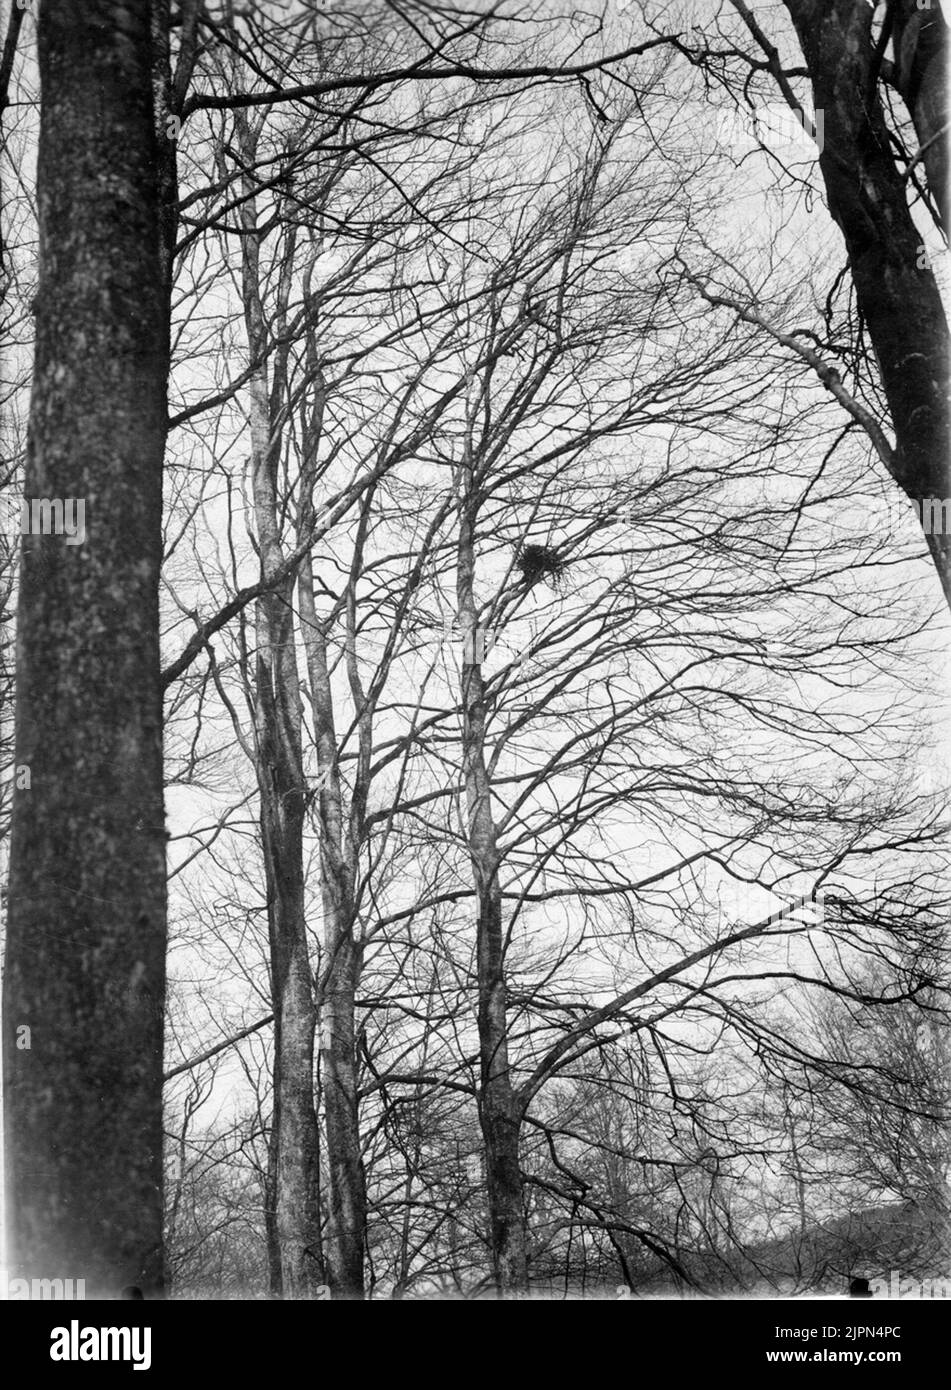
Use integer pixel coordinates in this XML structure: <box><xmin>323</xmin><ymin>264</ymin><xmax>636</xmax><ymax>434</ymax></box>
<box><xmin>783</xmin><ymin>0</ymin><xmax>951</xmax><ymax>602</ymax></box>
<box><xmin>316</xmin><ymin>905</ymin><xmax>366</xmax><ymax>1298</ymax></box>
<box><xmin>456</xmin><ymin>500</ymin><xmax>529</xmax><ymax>1295</ymax></box>
<box><xmin>890</xmin><ymin>0</ymin><xmax>948</xmax><ymax>233</ymax></box>
<box><xmin>295</xmin><ymin>290</ymin><xmax>368</xmax><ymax>1300</ymax></box>
<box><xmin>300</xmin><ymin>529</ymin><xmax>368</xmax><ymax>1299</ymax></box>
<box><xmin>249</xmin><ymin>416</ymin><xmax>323</xmax><ymax>1300</ymax></box>
<box><xmin>264</xmin><ymin>1079</ymin><xmax>283</xmax><ymax>1297</ymax></box>
<box><xmin>2</xmin><ymin>0</ymin><xmax>168</xmax><ymax>1298</ymax></box>
<box><xmin>238</xmin><ymin>114</ymin><xmax>323</xmax><ymax>1298</ymax></box>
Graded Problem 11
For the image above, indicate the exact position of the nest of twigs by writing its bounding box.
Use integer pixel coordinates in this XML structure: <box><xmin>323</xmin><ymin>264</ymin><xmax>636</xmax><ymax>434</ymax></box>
<box><xmin>516</xmin><ymin>543</ymin><xmax>565</xmax><ymax>588</ymax></box>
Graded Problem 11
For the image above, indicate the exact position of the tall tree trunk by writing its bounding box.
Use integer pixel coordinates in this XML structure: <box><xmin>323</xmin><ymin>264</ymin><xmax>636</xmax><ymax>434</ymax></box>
<box><xmin>238</xmin><ymin>114</ymin><xmax>323</xmax><ymax>1299</ymax></box>
<box><xmin>297</xmin><ymin>310</ymin><xmax>368</xmax><ymax>1300</ymax></box>
<box><xmin>456</xmin><ymin>503</ymin><xmax>529</xmax><ymax>1295</ymax></box>
<box><xmin>782</xmin><ymin>0</ymin><xmax>951</xmax><ymax>601</ymax></box>
<box><xmin>300</xmin><ymin>543</ymin><xmax>367</xmax><ymax>1299</ymax></box>
<box><xmin>2</xmin><ymin>0</ymin><xmax>168</xmax><ymax>1298</ymax></box>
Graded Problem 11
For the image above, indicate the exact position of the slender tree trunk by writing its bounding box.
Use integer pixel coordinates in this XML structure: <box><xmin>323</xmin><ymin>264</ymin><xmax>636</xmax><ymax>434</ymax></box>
<box><xmin>250</xmin><ymin>438</ymin><xmax>323</xmax><ymax>1299</ymax></box>
<box><xmin>150</xmin><ymin>0</ymin><xmax>201</xmax><ymax>319</ymax></box>
<box><xmin>456</xmin><ymin>503</ymin><xmax>529</xmax><ymax>1295</ymax></box>
<box><xmin>238</xmin><ymin>115</ymin><xmax>322</xmax><ymax>1298</ymax></box>
<box><xmin>891</xmin><ymin>0</ymin><xmax>948</xmax><ymax>233</ymax></box>
<box><xmin>257</xmin><ymin>741</ymin><xmax>322</xmax><ymax>1296</ymax></box>
<box><xmin>783</xmin><ymin>0</ymin><xmax>951</xmax><ymax>601</ymax></box>
<box><xmin>317</xmin><ymin>911</ymin><xmax>366</xmax><ymax>1297</ymax></box>
<box><xmin>2</xmin><ymin>0</ymin><xmax>168</xmax><ymax>1298</ymax></box>
<box><xmin>300</xmin><ymin>555</ymin><xmax>367</xmax><ymax>1300</ymax></box>
<box><xmin>264</xmin><ymin>1081</ymin><xmax>283</xmax><ymax>1296</ymax></box>
<box><xmin>297</xmin><ymin>321</ymin><xmax>368</xmax><ymax>1300</ymax></box>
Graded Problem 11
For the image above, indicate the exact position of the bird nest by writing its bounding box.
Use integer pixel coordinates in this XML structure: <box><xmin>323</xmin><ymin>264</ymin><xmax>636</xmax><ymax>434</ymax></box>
<box><xmin>516</xmin><ymin>543</ymin><xmax>565</xmax><ymax>588</ymax></box>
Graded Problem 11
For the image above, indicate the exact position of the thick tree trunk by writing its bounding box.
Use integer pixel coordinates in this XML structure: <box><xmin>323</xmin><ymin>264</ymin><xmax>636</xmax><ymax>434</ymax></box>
<box><xmin>457</xmin><ymin>514</ymin><xmax>529</xmax><ymax>1295</ymax></box>
<box><xmin>2</xmin><ymin>0</ymin><xmax>168</xmax><ymax>1298</ymax></box>
<box><xmin>783</xmin><ymin>0</ymin><xmax>951</xmax><ymax>602</ymax></box>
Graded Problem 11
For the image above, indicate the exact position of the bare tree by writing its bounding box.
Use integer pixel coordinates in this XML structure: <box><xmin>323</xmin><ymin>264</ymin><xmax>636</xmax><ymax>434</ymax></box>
<box><xmin>6</xmin><ymin>0</ymin><xmax>938</xmax><ymax>1305</ymax></box>
<box><xmin>637</xmin><ymin>0</ymin><xmax>950</xmax><ymax>601</ymax></box>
